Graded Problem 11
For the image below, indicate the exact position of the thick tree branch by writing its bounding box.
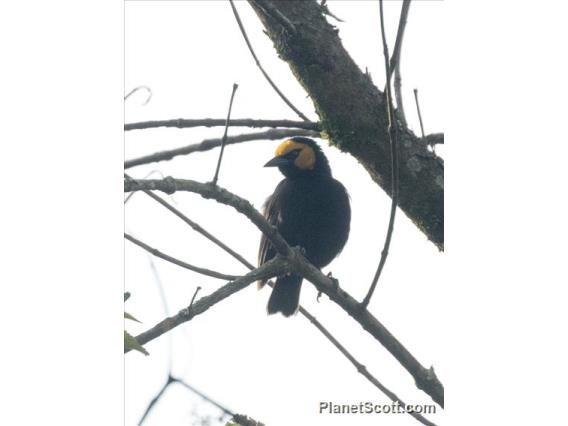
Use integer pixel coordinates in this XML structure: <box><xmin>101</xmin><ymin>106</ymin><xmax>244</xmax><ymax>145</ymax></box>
<box><xmin>125</xmin><ymin>118</ymin><xmax>319</xmax><ymax>132</ymax></box>
<box><xmin>124</xmin><ymin>178</ymin><xmax>444</xmax><ymax>407</ymax></box>
<box><xmin>247</xmin><ymin>0</ymin><xmax>443</xmax><ymax>250</ymax></box>
<box><xmin>124</xmin><ymin>128</ymin><xmax>319</xmax><ymax>169</ymax></box>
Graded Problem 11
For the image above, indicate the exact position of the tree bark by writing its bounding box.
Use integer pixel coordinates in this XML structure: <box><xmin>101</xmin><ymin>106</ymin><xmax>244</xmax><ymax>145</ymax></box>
<box><xmin>248</xmin><ymin>0</ymin><xmax>443</xmax><ymax>250</ymax></box>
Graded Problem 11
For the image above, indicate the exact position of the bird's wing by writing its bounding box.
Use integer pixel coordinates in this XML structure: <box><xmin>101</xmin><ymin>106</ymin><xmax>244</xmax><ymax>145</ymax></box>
<box><xmin>257</xmin><ymin>180</ymin><xmax>287</xmax><ymax>287</ymax></box>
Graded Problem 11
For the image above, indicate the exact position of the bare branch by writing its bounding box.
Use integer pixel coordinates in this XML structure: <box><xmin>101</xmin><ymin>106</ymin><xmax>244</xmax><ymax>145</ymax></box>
<box><xmin>124</xmin><ymin>176</ymin><xmax>255</xmax><ymax>270</ymax></box>
<box><xmin>413</xmin><ymin>88</ymin><xmax>426</xmax><ymax>139</ymax></box>
<box><xmin>300</xmin><ymin>308</ymin><xmax>437</xmax><ymax>426</ymax></box>
<box><xmin>389</xmin><ymin>0</ymin><xmax>411</xmax><ymax>128</ymax></box>
<box><xmin>388</xmin><ymin>1</ymin><xmax>411</xmax><ymax>79</ymax></box>
<box><xmin>140</xmin><ymin>375</ymin><xmax>236</xmax><ymax>425</ymax></box>
<box><xmin>124</xmin><ymin>177</ymin><xmax>443</xmax><ymax>407</ymax></box>
<box><xmin>128</xmin><ymin>255</ymin><xmax>289</xmax><ymax>350</ymax></box>
<box><xmin>229</xmin><ymin>0</ymin><xmax>309</xmax><ymax>121</ymax></box>
<box><xmin>212</xmin><ymin>83</ymin><xmax>239</xmax><ymax>185</ymax></box>
<box><xmin>124</xmin><ymin>118</ymin><xmax>319</xmax><ymax>132</ymax></box>
<box><xmin>139</xmin><ymin>375</ymin><xmax>174</xmax><ymax>425</ymax></box>
<box><xmin>171</xmin><ymin>377</ymin><xmax>234</xmax><ymax>417</ymax></box>
<box><xmin>125</xmin><ymin>233</ymin><xmax>239</xmax><ymax>281</ymax></box>
<box><xmin>124</xmin><ymin>128</ymin><xmax>319</xmax><ymax>169</ymax></box>
<box><xmin>125</xmin><ymin>178</ymin><xmax>292</xmax><ymax>257</ymax></box>
<box><xmin>124</xmin><ymin>85</ymin><xmax>152</xmax><ymax>105</ymax></box>
<box><xmin>361</xmin><ymin>0</ymin><xmax>400</xmax><ymax>309</ymax></box>
<box><xmin>189</xmin><ymin>286</ymin><xmax>202</xmax><ymax>309</ymax></box>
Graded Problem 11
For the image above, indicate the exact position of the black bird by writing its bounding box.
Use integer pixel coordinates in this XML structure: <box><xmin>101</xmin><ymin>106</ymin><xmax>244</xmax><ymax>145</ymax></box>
<box><xmin>258</xmin><ymin>137</ymin><xmax>351</xmax><ymax>316</ymax></box>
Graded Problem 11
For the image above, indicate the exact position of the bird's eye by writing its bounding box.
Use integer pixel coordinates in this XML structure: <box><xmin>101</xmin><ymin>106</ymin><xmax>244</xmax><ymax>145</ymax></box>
<box><xmin>289</xmin><ymin>149</ymin><xmax>301</xmax><ymax>158</ymax></box>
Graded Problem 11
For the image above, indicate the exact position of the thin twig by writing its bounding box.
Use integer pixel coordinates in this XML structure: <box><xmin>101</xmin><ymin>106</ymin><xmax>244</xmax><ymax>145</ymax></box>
<box><xmin>124</xmin><ymin>178</ymin><xmax>443</xmax><ymax>407</ymax></box>
<box><xmin>139</xmin><ymin>375</ymin><xmax>236</xmax><ymax>425</ymax></box>
<box><xmin>212</xmin><ymin>84</ymin><xmax>238</xmax><ymax>185</ymax></box>
<box><xmin>124</xmin><ymin>175</ymin><xmax>253</xmax><ymax>269</ymax></box>
<box><xmin>389</xmin><ymin>0</ymin><xmax>411</xmax><ymax>128</ymax></box>
<box><xmin>171</xmin><ymin>377</ymin><xmax>234</xmax><ymax>417</ymax></box>
<box><xmin>124</xmin><ymin>128</ymin><xmax>319</xmax><ymax>169</ymax></box>
<box><xmin>413</xmin><ymin>88</ymin><xmax>426</xmax><ymax>139</ymax></box>
<box><xmin>125</xmin><ymin>233</ymin><xmax>239</xmax><ymax>281</ymax></box>
<box><xmin>189</xmin><ymin>286</ymin><xmax>202</xmax><ymax>309</ymax></box>
<box><xmin>361</xmin><ymin>0</ymin><xmax>400</xmax><ymax>309</ymax></box>
<box><xmin>124</xmin><ymin>85</ymin><xmax>152</xmax><ymax>105</ymax></box>
<box><xmin>300</xmin><ymin>308</ymin><xmax>437</xmax><ymax>426</ymax></box>
<box><xmin>138</xmin><ymin>375</ymin><xmax>175</xmax><ymax>425</ymax></box>
<box><xmin>229</xmin><ymin>0</ymin><xmax>309</xmax><ymax>121</ymax></box>
<box><xmin>388</xmin><ymin>1</ymin><xmax>411</xmax><ymax>79</ymax></box>
<box><xmin>125</xmin><ymin>118</ymin><xmax>319</xmax><ymax>132</ymax></box>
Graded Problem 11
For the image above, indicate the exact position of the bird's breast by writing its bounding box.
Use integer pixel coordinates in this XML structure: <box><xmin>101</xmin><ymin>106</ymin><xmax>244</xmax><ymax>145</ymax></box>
<box><xmin>274</xmin><ymin>177</ymin><xmax>351</xmax><ymax>268</ymax></box>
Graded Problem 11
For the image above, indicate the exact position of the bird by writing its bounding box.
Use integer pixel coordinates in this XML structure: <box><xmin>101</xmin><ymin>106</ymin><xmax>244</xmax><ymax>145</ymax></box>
<box><xmin>258</xmin><ymin>137</ymin><xmax>351</xmax><ymax>316</ymax></box>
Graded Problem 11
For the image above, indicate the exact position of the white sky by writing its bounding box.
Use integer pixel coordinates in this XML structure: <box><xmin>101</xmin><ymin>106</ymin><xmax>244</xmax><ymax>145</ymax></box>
<box><xmin>126</xmin><ymin>2</ymin><xmax>444</xmax><ymax>426</ymax></box>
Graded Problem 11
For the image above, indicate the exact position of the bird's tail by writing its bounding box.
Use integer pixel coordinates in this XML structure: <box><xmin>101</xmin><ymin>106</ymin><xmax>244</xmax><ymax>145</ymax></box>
<box><xmin>267</xmin><ymin>274</ymin><xmax>302</xmax><ymax>317</ymax></box>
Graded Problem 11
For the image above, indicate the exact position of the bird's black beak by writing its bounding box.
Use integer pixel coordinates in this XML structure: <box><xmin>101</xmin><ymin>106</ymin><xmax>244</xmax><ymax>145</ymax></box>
<box><xmin>264</xmin><ymin>155</ymin><xmax>291</xmax><ymax>168</ymax></box>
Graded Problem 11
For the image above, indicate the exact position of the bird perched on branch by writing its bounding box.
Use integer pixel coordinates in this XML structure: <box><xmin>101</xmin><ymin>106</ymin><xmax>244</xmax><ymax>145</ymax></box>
<box><xmin>258</xmin><ymin>137</ymin><xmax>351</xmax><ymax>316</ymax></box>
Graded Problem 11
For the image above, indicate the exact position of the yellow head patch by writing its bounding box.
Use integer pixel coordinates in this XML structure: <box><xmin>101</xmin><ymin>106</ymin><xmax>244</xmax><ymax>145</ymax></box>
<box><xmin>275</xmin><ymin>139</ymin><xmax>316</xmax><ymax>170</ymax></box>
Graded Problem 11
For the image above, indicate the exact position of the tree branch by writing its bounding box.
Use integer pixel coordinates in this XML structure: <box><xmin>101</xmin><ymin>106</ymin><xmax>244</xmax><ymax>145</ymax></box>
<box><xmin>300</xmin><ymin>308</ymin><xmax>437</xmax><ymax>426</ymax></box>
<box><xmin>247</xmin><ymin>0</ymin><xmax>443</xmax><ymax>250</ymax></box>
<box><xmin>139</xmin><ymin>375</ymin><xmax>175</xmax><ymax>425</ymax></box>
<box><xmin>389</xmin><ymin>0</ymin><xmax>411</xmax><ymax>128</ymax></box>
<box><xmin>125</xmin><ymin>128</ymin><xmax>320</xmax><ymax>169</ymax></box>
<box><xmin>212</xmin><ymin>83</ymin><xmax>239</xmax><ymax>185</ymax></box>
<box><xmin>125</xmin><ymin>179</ymin><xmax>254</xmax><ymax>269</ymax></box>
<box><xmin>361</xmin><ymin>0</ymin><xmax>400</xmax><ymax>309</ymax></box>
<box><xmin>128</xmin><ymin>255</ymin><xmax>289</xmax><ymax>350</ymax></box>
<box><xmin>413</xmin><ymin>88</ymin><xmax>426</xmax><ymax>138</ymax></box>
<box><xmin>124</xmin><ymin>118</ymin><xmax>319</xmax><ymax>132</ymax></box>
<box><xmin>124</xmin><ymin>177</ymin><xmax>443</xmax><ymax>407</ymax></box>
<box><xmin>125</xmin><ymin>233</ymin><xmax>239</xmax><ymax>281</ymax></box>
<box><xmin>229</xmin><ymin>0</ymin><xmax>309</xmax><ymax>121</ymax></box>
